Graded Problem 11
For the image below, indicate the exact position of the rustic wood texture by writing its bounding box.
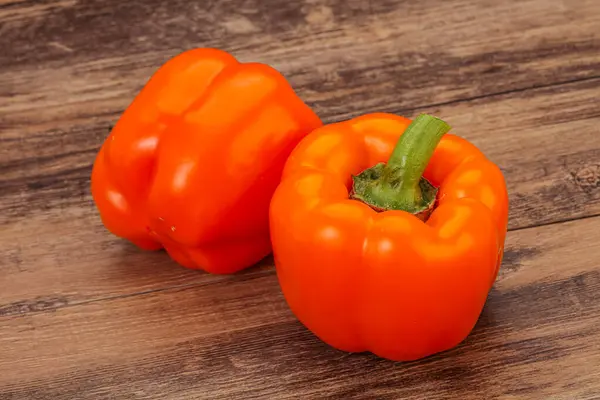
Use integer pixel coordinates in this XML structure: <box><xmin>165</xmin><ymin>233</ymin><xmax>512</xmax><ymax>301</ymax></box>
<box><xmin>1</xmin><ymin>0</ymin><xmax>599</xmax><ymax>398</ymax></box>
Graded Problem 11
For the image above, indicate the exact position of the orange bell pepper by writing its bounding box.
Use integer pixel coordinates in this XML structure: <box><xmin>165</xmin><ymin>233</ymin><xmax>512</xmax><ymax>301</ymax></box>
<box><xmin>91</xmin><ymin>48</ymin><xmax>322</xmax><ymax>274</ymax></box>
<box><xmin>269</xmin><ymin>113</ymin><xmax>508</xmax><ymax>361</ymax></box>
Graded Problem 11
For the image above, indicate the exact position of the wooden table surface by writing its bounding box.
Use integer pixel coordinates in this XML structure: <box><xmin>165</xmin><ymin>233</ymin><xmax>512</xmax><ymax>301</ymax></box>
<box><xmin>1</xmin><ymin>0</ymin><xmax>600</xmax><ymax>398</ymax></box>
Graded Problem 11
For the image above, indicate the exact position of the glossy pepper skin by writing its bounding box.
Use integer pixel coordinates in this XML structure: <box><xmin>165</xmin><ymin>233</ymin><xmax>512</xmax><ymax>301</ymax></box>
<box><xmin>269</xmin><ymin>113</ymin><xmax>508</xmax><ymax>361</ymax></box>
<box><xmin>92</xmin><ymin>48</ymin><xmax>322</xmax><ymax>274</ymax></box>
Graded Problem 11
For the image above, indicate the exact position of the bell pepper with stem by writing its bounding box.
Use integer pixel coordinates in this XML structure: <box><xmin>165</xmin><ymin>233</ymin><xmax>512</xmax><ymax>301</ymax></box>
<box><xmin>269</xmin><ymin>113</ymin><xmax>508</xmax><ymax>361</ymax></box>
<box><xmin>91</xmin><ymin>48</ymin><xmax>322</xmax><ymax>274</ymax></box>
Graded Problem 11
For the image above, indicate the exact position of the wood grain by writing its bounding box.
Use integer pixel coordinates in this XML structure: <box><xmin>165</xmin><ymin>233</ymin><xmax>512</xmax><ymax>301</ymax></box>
<box><xmin>1</xmin><ymin>0</ymin><xmax>600</xmax><ymax>398</ymax></box>
<box><xmin>1</xmin><ymin>216</ymin><xmax>600</xmax><ymax>399</ymax></box>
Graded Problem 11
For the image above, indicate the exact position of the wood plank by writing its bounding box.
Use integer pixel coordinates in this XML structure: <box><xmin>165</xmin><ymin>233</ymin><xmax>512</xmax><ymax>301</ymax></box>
<box><xmin>1</xmin><ymin>215</ymin><xmax>599</xmax><ymax>399</ymax></box>
<box><xmin>1</xmin><ymin>77</ymin><xmax>599</xmax><ymax>313</ymax></box>
<box><xmin>1</xmin><ymin>0</ymin><xmax>599</xmax><ymax>129</ymax></box>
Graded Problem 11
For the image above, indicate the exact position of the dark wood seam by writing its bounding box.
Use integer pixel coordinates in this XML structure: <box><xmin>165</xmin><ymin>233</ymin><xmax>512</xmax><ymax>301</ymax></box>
<box><xmin>508</xmin><ymin>212</ymin><xmax>600</xmax><ymax>233</ymax></box>
<box><xmin>0</xmin><ymin>268</ymin><xmax>275</xmax><ymax>318</ymax></box>
<box><xmin>332</xmin><ymin>74</ymin><xmax>600</xmax><ymax>122</ymax></box>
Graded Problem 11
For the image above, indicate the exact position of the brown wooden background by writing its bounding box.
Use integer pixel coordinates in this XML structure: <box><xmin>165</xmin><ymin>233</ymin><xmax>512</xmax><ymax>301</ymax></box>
<box><xmin>1</xmin><ymin>0</ymin><xmax>600</xmax><ymax>398</ymax></box>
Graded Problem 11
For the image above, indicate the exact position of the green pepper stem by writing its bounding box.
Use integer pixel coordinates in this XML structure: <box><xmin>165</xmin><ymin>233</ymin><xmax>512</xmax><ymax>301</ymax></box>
<box><xmin>384</xmin><ymin>114</ymin><xmax>450</xmax><ymax>191</ymax></box>
<box><xmin>350</xmin><ymin>114</ymin><xmax>451</xmax><ymax>218</ymax></box>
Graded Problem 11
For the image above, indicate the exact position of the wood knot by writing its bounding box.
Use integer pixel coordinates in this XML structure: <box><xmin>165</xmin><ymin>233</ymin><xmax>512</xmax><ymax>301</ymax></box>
<box><xmin>571</xmin><ymin>164</ymin><xmax>600</xmax><ymax>193</ymax></box>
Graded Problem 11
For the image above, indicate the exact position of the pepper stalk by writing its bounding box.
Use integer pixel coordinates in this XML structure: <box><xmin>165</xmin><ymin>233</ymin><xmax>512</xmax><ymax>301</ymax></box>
<box><xmin>350</xmin><ymin>114</ymin><xmax>451</xmax><ymax>220</ymax></box>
